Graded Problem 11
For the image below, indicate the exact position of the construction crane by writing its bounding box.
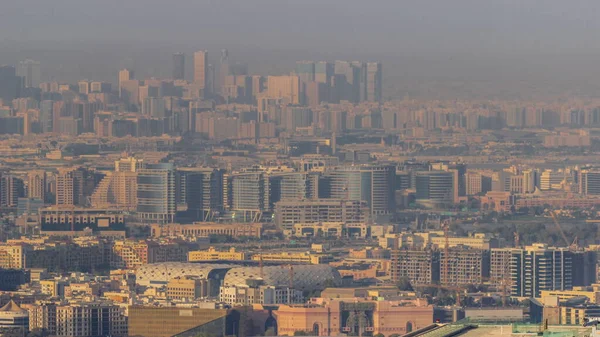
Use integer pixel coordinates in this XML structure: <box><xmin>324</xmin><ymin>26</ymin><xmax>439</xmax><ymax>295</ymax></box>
<box><xmin>550</xmin><ymin>211</ymin><xmax>579</xmax><ymax>250</ymax></box>
<box><xmin>441</xmin><ymin>220</ymin><xmax>450</xmax><ymax>285</ymax></box>
<box><xmin>259</xmin><ymin>254</ymin><xmax>264</xmax><ymax>279</ymax></box>
<box><xmin>550</xmin><ymin>211</ymin><xmax>570</xmax><ymax>248</ymax></box>
<box><xmin>488</xmin><ymin>277</ymin><xmax>513</xmax><ymax>307</ymax></box>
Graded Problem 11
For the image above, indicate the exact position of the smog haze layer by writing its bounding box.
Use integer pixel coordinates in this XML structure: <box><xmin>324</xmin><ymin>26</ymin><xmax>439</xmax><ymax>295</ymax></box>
<box><xmin>3</xmin><ymin>0</ymin><xmax>600</xmax><ymax>100</ymax></box>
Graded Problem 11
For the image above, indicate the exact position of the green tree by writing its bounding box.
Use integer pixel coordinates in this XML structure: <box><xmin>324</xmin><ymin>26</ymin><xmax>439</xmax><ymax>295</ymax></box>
<box><xmin>374</xmin><ymin>333</ymin><xmax>385</xmax><ymax>337</ymax></box>
<box><xmin>294</xmin><ymin>331</ymin><xmax>310</xmax><ymax>336</ymax></box>
<box><xmin>396</xmin><ymin>276</ymin><xmax>414</xmax><ymax>291</ymax></box>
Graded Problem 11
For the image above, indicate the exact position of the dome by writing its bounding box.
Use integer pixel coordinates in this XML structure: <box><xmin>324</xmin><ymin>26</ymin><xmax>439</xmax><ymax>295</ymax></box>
<box><xmin>135</xmin><ymin>262</ymin><xmax>234</xmax><ymax>286</ymax></box>
<box><xmin>223</xmin><ymin>265</ymin><xmax>342</xmax><ymax>291</ymax></box>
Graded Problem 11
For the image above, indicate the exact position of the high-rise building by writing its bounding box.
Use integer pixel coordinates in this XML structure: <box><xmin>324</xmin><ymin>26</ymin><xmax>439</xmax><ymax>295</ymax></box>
<box><xmin>193</xmin><ymin>50</ymin><xmax>208</xmax><ymax>91</ymax></box>
<box><xmin>0</xmin><ymin>66</ymin><xmax>21</xmax><ymax>104</ymax></box>
<box><xmin>223</xmin><ymin>172</ymin><xmax>270</xmax><ymax>215</ymax></box>
<box><xmin>366</xmin><ymin>62</ymin><xmax>383</xmax><ymax>102</ymax></box>
<box><xmin>90</xmin><ymin>171</ymin><xmax>138</xmax><ymax>211</ymax></box>
<box><xmin>465</xmin><ymin>172</ymin><xmax>483</xmax><ymax>196</ymax></box>
<box><xmin>522</xmin><ymin>169</ymin><xmax>539</xmax><ymax>194</ymax></box>
<box><xmin>39</xmin><ymin>100</ymin><xmax>54</xmax><ymax>133</ymax></box>
<box><xmin>55</xmin><ymin>167</ymin><xmax>93</xmax><ymax>206</ymax></box>
<box><xmin>495</xmin><ymin>244</ymin><xmax>595</xmax><ymax>297</ymax></box>
<box><xmin>136</xmin><ymin>163</ymin><xmax>176</xmax><ymax>224</ymax></box>
<box><xmin>219</xmin><ymin>49</ymin><xmax>230</xmax><ymax>95</ymax></box>
<box><xmin>172</xmin><ymin>52</ymin><xmax>185</xmax><ymax>80</ymax></box>
<box><xmin>251</xmin><ymin>75</ymin><xmax>265</xmax><ymax>101</ymax></box>
<box><xmin>490</xmin><ymin>248</ymin><xmax>514</xmax><ymax>287</ymax></box>
<box><xmin>314</xmin><ymin>61</ymin><xmax>333</xmax><ymax>86</ymax></box>
<box><xmin>540</xmin><ymin>170</ymin><xmax>564</xmax><ymax>191</ymax></box>
<box><xmin>29</xmin><ymin>302</ymin><xmax>127</xmax><ymax>337</ymax></box>
<box><xmin>176</xmin><ymin>167</ymin><xmax>225</xmax><ymax>221</ymax></box>
<box><xmin>1</xmin><ymin>175</ymin><xmax>24</xmax><ymax>208</ymax></box>
<box><xmin>115</xmin><ymin>157</ymin><xmax>144</xmax><ymax>172</ymax></box>
<box><xmin>415</xmin><ymin>170</ymin><xmax>458</xmax><ymax>207</ymax></box>
<box><xmin>334</xmin><ymin>61</ymin><xmax>362</xmax><ymax>103</ymax></box>
<box><xmin>440</xmin><ymin>248</ymin><xmax>490</xmax><ymax>286</ymax></box>
<box><xmin>351</xmin><ymin>61</ymin><xmax>368</xmax><ymax>102</ymax></box>
<box><xmin>390</xmin><ymin>250</ymin><xmax>440</xmax><ymax>285</ymax></box>
<box><xmin>78</xmin><ymin>80</ymin><xmax>90</xmax><ymax>94</ymax></box>
<box><xmin>268</xmin><ymin>172</ymin><xmax>320</xmax><ymax>202</ymax></box>
<box><xmin>579</xmin><ymin>170</ymin><xmax>600</xmax><ymax>195</ymax></box>
<box><xmin>274</xmin><ymin>199</ymin><xmax>368</xmax><ymax>232</ymax></box>
<box><xmin>27</xmin><ymin>170</ymin><xmax>46</xmax><ymax>201</ymax></box>
<box><xmin>327</xmin><ymin>164</ymin><xmax>396</xmax><ymax>216</ymax></box>
<box><xmin>17</xmin><ymin>59</ymin><xmax>41</xmax><ymax>88</ymax></box>
<box><xmin>118</xmin><ymin>69</ymin><xmax>133</xmax><ymax>87</ymax></box>
<box><xmin>142</xmin><ymin>97</ymin><xmax>166</xmax><ymax>118</ymax></box>
<box><xmin>509</xmin><ymin>244</ymin><xmax>573</xmax><ymax>297</ymax></box>
<box><xmin>295</xmin><ymin>61</ymin><xmax>316</xmax><ymax>84</ymax></box>
<box><xmin>90</xmin><ymin>81</ymin><xmax>111</xmax><ymax>93</ymax></box>
<box><xmin>267</xmin><ymin>75</ymin><xmax>302</xmax><ymax>105</ymax></box>
<box><xmin>119</xmin><ymin>79</ymin><xmax>140</xmax><ymax>107</ymax></box>
<box><xmin>306</xmin><ymin>81</ymin><xmax>328</xmax><ymax>108</ymax></box>
<box><xmin>118</xmin><ymin>68</ymin><xmax>134</xmax><ymax>99</ymax></box>
<box><xmin>285</xmin><ymin>106</ymin><xmax>313</xmax><ymax>132</ymax></box>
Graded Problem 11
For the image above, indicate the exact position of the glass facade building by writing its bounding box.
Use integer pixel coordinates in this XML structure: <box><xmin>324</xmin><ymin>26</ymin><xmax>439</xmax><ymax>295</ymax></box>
<box><xmin>137</xmin><ymin>163</ymin><xmax>176</xmax><ymax>224</ymax></box>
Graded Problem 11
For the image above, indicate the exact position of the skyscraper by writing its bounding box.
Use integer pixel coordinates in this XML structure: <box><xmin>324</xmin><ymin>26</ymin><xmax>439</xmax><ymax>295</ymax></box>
<box><xmin>172</xmin><ymin>53</ymin><xmax>185</xmax><ymax>80</ymax></box>
<box><xmin>136</xmin><ymin>163</ymin><xmax>176</xmax><ymax>224</ymax></box>
<box><xmin>334</xmin><ymin>61</ymin><xmax>361</xmax><ymax>103</ymax></box>
<box><xmin>415</xmin><ymin>170</ymin><xmax>458</xmax><ymax>208</ymax></box>
<box><xmin>0</xmin><ymin>66</ymin><xmax>20</xmax><ymax>104</ymax></box>
<box><xmin>267</xmin><ymin>75</ymin><xmax>302</xmax><ymax>105</ymax></box>
<box><xmin>142</xmin><ymin>97</ymin><xmax>166</xmax><ymax>118</ymax></box>
<box><xmin>295</xmin><ymin>61</ymin><xmax>316</xmax><ymax>84</ymax></box>
<box><xmin>27</xmin><ymin>170</ymin><xmax>46</xmax><ymax>201</ymax></box>
<box><xmin>314</xmin><ymin>61</ymin><xmax>333</xmax><ymax>86</ymax></box>
<box><xmin>194</xmin><ymin>50</ymin><xmax>208</xmax><ymax>91</ymax></box>
<box><xmin>223</xmin><ymin>172</ymin><xmax>271</xmax><ymax>220</ymax></box>
<box><xmin>17</xmin><ymin>59</ymin><xmax>41</xmax><ymax>88</ymax></box>
<box><xmin>91</xmin><ymin>171</ymin><xmax>138</xmax><ymax>211</ymax></box>
<box><xmin>367</xmin><ymin>62</ymin><xmax>383</xmax><ymax>103</ymax></box>
<box><xmin>579</xmin><ymin>170</ymin><xmax>600</xmax><ymax>195</ymax></box>
<box><xmin>351</xmin><ymin>61</ymin><xmax>367</xmax><ymax>102</ymax></box>
<box><xmin>509</xmin><ymin>244</ymin><xmax>573</xmax><ymax>297</ymax></box>
<box><xmin>118</xmin><ymin>68</ymin><xmax>134</xmax><ymax>98</ymax></box>
<box><xmin>176</xmin><ymin>167</ymin><xmax>225</xmax><ymax>221</ymax></box>
<box><xmin>1</xmin><ymin>175</ymin><xmax>24</xmax><ymax>208</ymax></box>
<box><xmin>115</xmin><ymin>157</ymin><xmax>144</xmax><ymax>172</ymax></box>
<box><xmin>219</xmin><ymin>49</ymin><xmax>230</xmax><ymax>95</ymax></box>
<box><xmin>56</xmin><ymin>167</ymin><xmax>91</xmax><ymax>206</ymax></box>
<box><xmin>327</xmin><ymin>164</ymin><xmax>396</xmax><ymax>216</ymax></box>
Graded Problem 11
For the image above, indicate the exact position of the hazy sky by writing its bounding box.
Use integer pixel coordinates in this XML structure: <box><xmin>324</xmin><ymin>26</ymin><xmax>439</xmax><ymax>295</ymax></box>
<box><xmin>2</xmin><ymin>0</ymin><xmax>600</xmax><ymax>99</ymax></box>
<box><xmin>2</xmin><ymin>0</ymin><xmax>599</xmax><ymax>53</ymax></box>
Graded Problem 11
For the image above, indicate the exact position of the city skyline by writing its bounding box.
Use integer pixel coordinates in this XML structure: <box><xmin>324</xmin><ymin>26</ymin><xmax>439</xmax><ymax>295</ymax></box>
<box><xmin>4</xmin><ymin>2</ymin><xmax>600</xmax><ymax>337</ymax></box>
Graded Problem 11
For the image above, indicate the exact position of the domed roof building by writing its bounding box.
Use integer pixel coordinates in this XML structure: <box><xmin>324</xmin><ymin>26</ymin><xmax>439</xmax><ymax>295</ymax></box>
<box><xmin>223</xmin><ymin>265</ymin><xmax>342</xmax><ymax>291</ymax></box>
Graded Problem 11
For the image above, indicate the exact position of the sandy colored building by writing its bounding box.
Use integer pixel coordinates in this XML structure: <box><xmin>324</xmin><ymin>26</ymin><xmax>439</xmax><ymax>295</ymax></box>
<box><xmin>128</xmin><ymin>306</ymin><xmax>239</xmax><ymax>337</ymax></box>
<box><xmin>251</xmin><ymin>251</ymin><xmax>332</xmax><ymax>264</ymax></box>
<box><xmin>151</xmin><ymin>222</ymin><xmax>263</xmax><ymax>239</ymax></box>
<box><xmin>274</xmin><ymin>298</ymin><xmax>433</xmax><ymax>336</ymax></box>
<box><xmin>267</xmin><ymin>75</ymin><xmax>302</xmax><ymax>105</ymax></box>
<box><xmin>167</xmin><ymin>277</ymin><xmax>209</xmax><ymax>300</ymax></box>
<box><xmin>188</xmin><ymin>247</ymin><xmax>246</xmax><ymax>262</ymax></box>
